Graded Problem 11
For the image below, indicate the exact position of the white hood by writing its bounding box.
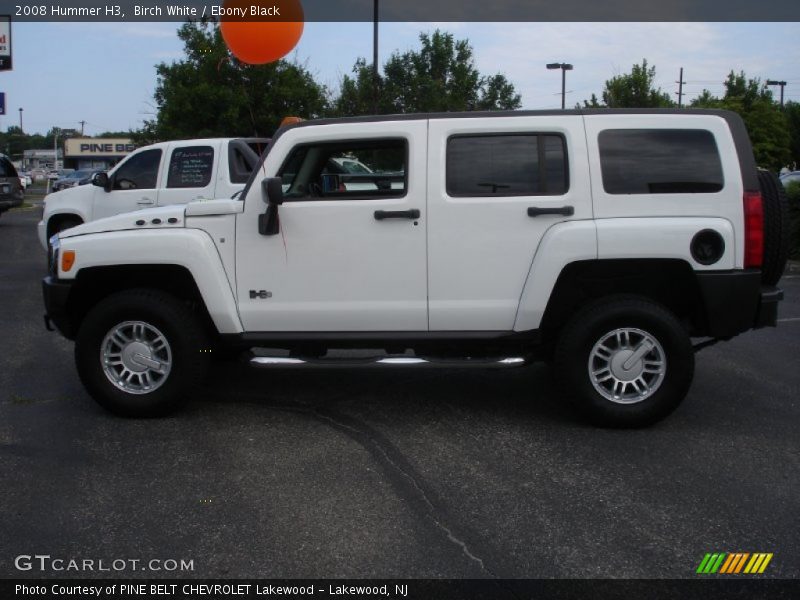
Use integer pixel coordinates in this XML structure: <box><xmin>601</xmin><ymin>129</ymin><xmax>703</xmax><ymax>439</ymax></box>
<box><xmin>59</xmin><ymin>205</ymin><xmax>187</xmax><ymax>239</ymax></box>
<box><xmin>184</xmin><ymin>198</ymin><xmax>244</xmax><ymax>216</ymax></box>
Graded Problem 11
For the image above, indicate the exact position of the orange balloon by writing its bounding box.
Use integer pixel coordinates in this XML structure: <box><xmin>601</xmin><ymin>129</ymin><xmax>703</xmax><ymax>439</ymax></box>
<box><xmin>220</xmin><ymin>0</ymin><xmax>304</xmax><ymax>65</ymax></box>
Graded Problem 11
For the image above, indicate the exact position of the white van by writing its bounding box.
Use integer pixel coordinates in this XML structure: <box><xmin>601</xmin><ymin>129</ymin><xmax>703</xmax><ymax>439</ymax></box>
<box><xmin>37</xmin><ymin>137</ymin><xmax>268</xmax><ymax>249</ymax></box>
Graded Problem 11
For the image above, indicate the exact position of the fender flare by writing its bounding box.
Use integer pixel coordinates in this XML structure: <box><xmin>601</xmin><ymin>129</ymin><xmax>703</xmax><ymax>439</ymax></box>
<box><xmin>514</xmin><ymin>220</ymin><xmax>598</xmax><ymax>332</ymax></box>
<box><xmin>57</xmin><ymin>228</ymin><xmax>243</xmax><ymax>334</ymax></box>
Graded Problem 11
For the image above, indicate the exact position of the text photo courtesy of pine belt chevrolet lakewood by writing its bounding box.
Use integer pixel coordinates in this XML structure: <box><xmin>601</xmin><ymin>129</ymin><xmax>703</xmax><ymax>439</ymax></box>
<box><xmin>42</xmin><ymin>109</ymin><xmax>789</xmax><ymax>428</ymax></box>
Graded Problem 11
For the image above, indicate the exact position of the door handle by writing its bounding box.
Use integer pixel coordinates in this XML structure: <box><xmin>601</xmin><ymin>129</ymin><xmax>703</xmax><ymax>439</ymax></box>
<box><xmin>527</xmin><ymin>206</ymin><xmax>574</xmax><ymax>217</ymax></box>
<box><xmin>137</xmin><ymin>198</ymin><xmax>155</xmax><ymax>206</ymax></box>
<box><xmin>374</xmin><ymin>209</ymin><xmax>421</xmax><ymax>221</ymax></box>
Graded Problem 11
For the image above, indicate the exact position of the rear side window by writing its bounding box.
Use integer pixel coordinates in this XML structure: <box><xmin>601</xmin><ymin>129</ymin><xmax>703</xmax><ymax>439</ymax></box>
<box><xmin>446</xmin><ymin>134</ymin><xmax>568</xmax><ymax>197</ymax></box>
<box><xmin>599</xmin><ymin>129</ymin><xmax>724</xmax><ymax>194</ymax></box>
<box><xmin>113</xmin><ymin>149</ymin><xmax>162</xmax><ymax>191</ymax></box>
<box><xmin>229</xmin><ymin>140</ymin><xmax>269</xmax><ymax>184</ymax></box>
<box><xmin>228</xmin><ymin>146</ymin><xmax>255</xmax><ymax>184</ymax></box>
<box><xmin>167</xmin><ymin>146</ymin><xmax>214</xmax><ymax>189</ymax></box>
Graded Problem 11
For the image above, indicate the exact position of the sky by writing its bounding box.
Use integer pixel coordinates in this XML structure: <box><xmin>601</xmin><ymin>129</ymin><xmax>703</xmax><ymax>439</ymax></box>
<box><xmin>2</xmin><ymin>21</ymin><xmax>799</xmax><ymax>136</ymax></box>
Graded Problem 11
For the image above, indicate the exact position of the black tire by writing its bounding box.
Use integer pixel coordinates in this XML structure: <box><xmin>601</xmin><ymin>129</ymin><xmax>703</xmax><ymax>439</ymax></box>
<box><xmin>554</xmin><ymin>296</ymin><xmax>694</xmax><ymax>428</ymax></box>
<box><xmin>75</xmin><ymin>289</ymin><xmax>210</xmax><ymax>417</ymax></box>
<box><xmin>757</xmin><ymin>169</ymin><xmax>789</xmax><ymax>286</ymax></box>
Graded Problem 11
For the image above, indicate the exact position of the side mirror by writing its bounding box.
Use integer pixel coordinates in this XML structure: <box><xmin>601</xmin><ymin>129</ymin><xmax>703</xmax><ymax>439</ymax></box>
<box><xmin>262</xmin><ymin>177</ymin><xmax>284</xmax><ymax>205</ymax></box>
<box><xmin>258</xmin><ymin>177</ymin><xmax>284</xmax><ymax>236</ymax></box>
<box><xmin>93</xmin><ymin>172</ymin><xmax>110</xmax><ymax>192</ymax></box>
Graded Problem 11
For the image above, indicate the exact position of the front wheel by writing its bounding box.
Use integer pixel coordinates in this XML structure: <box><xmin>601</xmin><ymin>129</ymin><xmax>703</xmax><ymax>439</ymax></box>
<box><xmin>75</xmin><ymin>289</ymin><xmax>210</xmax><ymax>417</ymax></box>
<box><xmin>554</xmin><ymin>297</ymin><xmax>694</xmax><ymax>428</ymax></box>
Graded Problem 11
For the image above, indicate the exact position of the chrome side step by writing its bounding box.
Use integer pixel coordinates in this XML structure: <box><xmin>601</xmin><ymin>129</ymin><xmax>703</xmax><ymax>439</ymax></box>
<box><xmin>249</xmin><ymin>355</ymin><xmax>529</xmax><ymax>369</ymax></box>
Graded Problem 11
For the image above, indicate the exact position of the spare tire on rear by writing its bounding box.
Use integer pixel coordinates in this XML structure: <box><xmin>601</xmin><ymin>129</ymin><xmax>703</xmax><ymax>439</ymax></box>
<box><xmin>757</xmin><ymin>169</ymin><xmax>789</xmax><ymax>286</ymax></box>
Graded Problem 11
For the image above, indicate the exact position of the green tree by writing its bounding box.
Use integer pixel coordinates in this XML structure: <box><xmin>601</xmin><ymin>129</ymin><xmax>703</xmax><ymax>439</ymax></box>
<box><xmin>144</xmin><ymin>20</ymin><xmax>328</xmax><ymax>142</ymax></box>
<box><xmin>96</xmin><ymin>131</ymin><xmax>136</xmax><ymax>138</ymax></box>
<box><xmin>691</xmin><ymin>71</ymin><xmax>790</xmax><ymax>170</ymax></box>
<box><xmin>334</xmin><ymin>30</ymin><xmax>521</xmax><ymax>115</ymax></box>
<box><xmin>784</xmin><ymin>101</ymin><xmax>800</xmax><ymax>168</ymax></box>
<box><xmin>584</xmin><ymin>60</ymin><xmax>675</xmax><ymax>108</ymax></box>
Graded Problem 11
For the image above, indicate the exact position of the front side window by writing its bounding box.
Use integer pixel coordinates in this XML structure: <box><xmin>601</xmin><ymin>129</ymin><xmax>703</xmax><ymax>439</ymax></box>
<box><xmin>446</xmin><ymin>134</ymin><xmax>568</xmax><ymax>197</ymax></box>
<box><xmin>599</xmin><ymin>129</ymin><xmax>724</xmax><ymax>194</ymax></box>
<box><xmin>112</xmin><ymin>149</ymin><xmax>162</xmax><ymax>191</ymax></box>
<box><xmin>167</xmin><ymin>146</ymin><xmax>214</xmax><ymax>189</ymax></box>
<box><xmin>279</xmin><ymin>139</ymin><xmax>407</xmax><ymax>200</ymax></box>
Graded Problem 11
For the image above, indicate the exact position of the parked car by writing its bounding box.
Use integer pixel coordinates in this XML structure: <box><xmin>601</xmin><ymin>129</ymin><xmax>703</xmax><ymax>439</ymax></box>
<box><xmin>38</xmin><ymin>138</ymin><xmax>269</xmax><ymax>249</ymax></box>
<box><xmin>51</xmin><ymin>169</ymin><xmax>104</xmax><ymax>192</ymax></box>
<box><xmin>48</xmin><ymin>169</ymin><xmax>74</xmax><ymax>182</ymax></box>
<box><xmin>18</xmin><ymin>171</ymin><xmax>33</xmax><ymax>190</ymax></box>
<box><xmin>0</xmin><ymin>155</ymin><xmax>25</xmax><ymax>218</ymax></box>
<box><xmin>779</xmin><ymin>171</ymin><xmax>800</xmax><ymax>187</ymax></box>
<box><xmin>42</xmin><ymin>110</ymin><xmax>788</xmax><ymax>426</ymax></box>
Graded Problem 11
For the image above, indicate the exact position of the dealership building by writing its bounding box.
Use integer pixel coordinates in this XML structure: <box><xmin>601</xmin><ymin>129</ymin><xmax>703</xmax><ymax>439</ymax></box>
<box><xmin>22</xmin><ymin>138</ymin><xmax>137</xmax><ymax>172</ymax></box>
<box><xmin>63</xmin><ymin>138</ymin><xmax>136</xmax><ymax>170</ymax></box>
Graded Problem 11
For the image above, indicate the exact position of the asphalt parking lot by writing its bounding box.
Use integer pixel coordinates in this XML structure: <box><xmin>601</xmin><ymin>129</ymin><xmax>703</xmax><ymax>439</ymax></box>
<box><xmin>1</xmin><ymin>203</ymin><xmax>798</xmax><ymax>580</ymax></box>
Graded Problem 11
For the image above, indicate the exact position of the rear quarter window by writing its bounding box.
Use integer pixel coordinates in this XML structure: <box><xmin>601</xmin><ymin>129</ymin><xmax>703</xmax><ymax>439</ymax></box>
<box><xmin>598</xmin><ymin>129</ymin><xmax>724</xmax><ymax>195</ymax></box>
<box><xmin>167</xmin><ymin>146</ymin><xmax>214</xmax><ymax>189</ymax></box>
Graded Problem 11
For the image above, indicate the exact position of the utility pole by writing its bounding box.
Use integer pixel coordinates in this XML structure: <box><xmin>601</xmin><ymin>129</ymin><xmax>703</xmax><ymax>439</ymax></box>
<box><xmin>373</xmin><ymin>0</ymin><xmax>379</xmax><ymax>115</ymax></box>
<box><xmin>547</xmin><ymin>63</ymin><xmax>574</xmax><ymax>110</ymax></box>
<box><xmin>79</xmin><ymin>120</ymin><xmax>86</xmax><ymax>135</ymax></box>
<box><xmin>675</xmin><ymin>67</ymin><xmax>686</xmax><ymax>108</ymax></box>
<box><xmin>766</xmin><ymin>79</ymin><xmax>787</xmax><ymax>108</ymax></box>
<box><xmin>53</xmin><ymin>127</ymin><xmax>60</xmax><ymax>172</ymax></box>
<box><xmin>18</xmin><ymin>107</ymin><xmax>23</xmax><ymax>132</ymax></box>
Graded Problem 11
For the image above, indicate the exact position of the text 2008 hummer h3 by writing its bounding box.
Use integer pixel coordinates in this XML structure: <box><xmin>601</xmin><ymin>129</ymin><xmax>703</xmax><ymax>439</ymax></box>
<box><xmin>42</xmin><ymin>110</ymin><xmax>788</xmax><ymax>427</ymax></box>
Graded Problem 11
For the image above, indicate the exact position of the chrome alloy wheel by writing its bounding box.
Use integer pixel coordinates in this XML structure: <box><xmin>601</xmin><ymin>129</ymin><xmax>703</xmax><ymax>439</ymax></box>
<box><xmin>101</xmin><ymin>321</ymin><xmax>172</xmax><ymax>395</ymax></box>
<box><xmin>588</xmin><ymin>328</ymin><xmax>666</xmax><ymax>404</ymax></box>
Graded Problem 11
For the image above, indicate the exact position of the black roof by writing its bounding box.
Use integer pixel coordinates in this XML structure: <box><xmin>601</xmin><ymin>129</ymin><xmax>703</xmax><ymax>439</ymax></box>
<box><xmin>284</xmin><ymin>108</ymin><xmax>742</xmax><ymax>130</ymax></box>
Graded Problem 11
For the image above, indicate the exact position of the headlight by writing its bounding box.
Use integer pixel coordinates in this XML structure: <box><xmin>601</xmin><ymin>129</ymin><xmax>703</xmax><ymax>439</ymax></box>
<box><xmin>48</xmin><ymin>235</ymin><xmax>60</xmax><ymax>276</ymax></box>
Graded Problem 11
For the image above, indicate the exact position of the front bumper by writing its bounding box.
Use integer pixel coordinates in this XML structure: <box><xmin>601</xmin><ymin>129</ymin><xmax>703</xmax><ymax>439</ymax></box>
<box><xmin>42</xmin><ymin>276</ymin><xmax>75</xmax><ymax>339</ymax></box>
<box><xmin>696</xmin><ymin>270</ymin><xmax>783</xmax><ymax>338</ymax></box>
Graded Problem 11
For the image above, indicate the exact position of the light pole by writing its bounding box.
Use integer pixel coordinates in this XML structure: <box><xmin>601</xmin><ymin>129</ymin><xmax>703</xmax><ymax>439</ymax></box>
<box><xmin>547</xmin><ymin>62</ymin><xmax>573</xmax><ymax>110</ymax></box>
<box><xmin>373</xmin><ymin>0</ymin><xmax>379</xmax><ymax>114</ymax></box>
<box><xmin>766</xmin><ymin>79</ymin><xmax>787</xmax><ymax>109</ymax></box>
<box><xmin>18</xmin><ymin>107</ymin><xmax>23</xmax><ymax>133</ymax></box>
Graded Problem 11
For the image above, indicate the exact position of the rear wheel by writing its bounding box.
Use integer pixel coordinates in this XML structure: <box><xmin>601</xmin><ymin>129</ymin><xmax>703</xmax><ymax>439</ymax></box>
<box><xmin>758</xmin><ymin>169</ymin><xmax>789</xmax><ymax>286</ymax></box>
<box><xmin>554</xmin><ymin>297</ymin><xmax>694</xmax><ymax>428</ymax></box>
<box><xmin>75</xmin><ymin>289</ymin><xmax>210</xmax><ymax>417</ymax></box>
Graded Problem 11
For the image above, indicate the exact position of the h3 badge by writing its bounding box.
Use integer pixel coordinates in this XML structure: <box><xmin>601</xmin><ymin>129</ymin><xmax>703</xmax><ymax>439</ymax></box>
<box><xmin>249</xmin><ymin>290</ymin><xmax>273</xmax><ymax>300</ymax></box>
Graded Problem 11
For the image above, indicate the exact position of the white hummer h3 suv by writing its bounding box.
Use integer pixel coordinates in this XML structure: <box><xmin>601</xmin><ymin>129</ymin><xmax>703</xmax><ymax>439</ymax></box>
<box><xmin>42</xmin><ymin>110</ymin><xmax>789</xmax><ymax>427</ymax></box>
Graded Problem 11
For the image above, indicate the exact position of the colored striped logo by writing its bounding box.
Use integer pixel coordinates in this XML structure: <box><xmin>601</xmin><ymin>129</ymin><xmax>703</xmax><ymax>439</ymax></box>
<box><xmin>696</xmin><ymin>552</ymin><xmax>773</xmax><ymax>574</ymax></box>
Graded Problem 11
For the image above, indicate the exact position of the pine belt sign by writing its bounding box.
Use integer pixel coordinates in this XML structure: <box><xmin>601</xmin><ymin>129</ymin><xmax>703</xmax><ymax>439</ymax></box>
<box><xmin>65</xmin><ymin>138</ymin><xmax>136</xmax><ymax>158</ymax></box>
<box><xmin>0</xmin><ymin>16</ymin><xmax>11</xmax><ymax>71</ymax></box>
